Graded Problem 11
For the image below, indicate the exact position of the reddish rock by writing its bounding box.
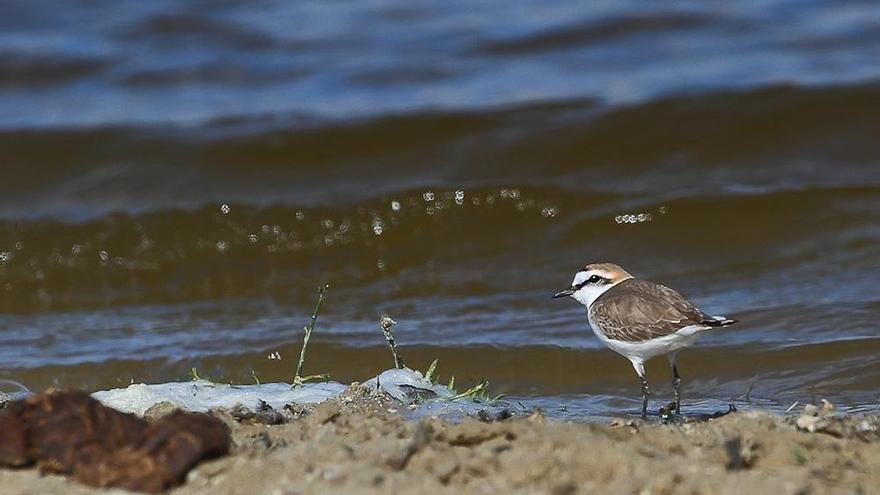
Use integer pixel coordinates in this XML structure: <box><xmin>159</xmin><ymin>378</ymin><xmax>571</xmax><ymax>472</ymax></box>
<box><xmin>0</xmin><ymin>409</ymin><xmax>28</xmax><ymax>466</ymax></box>
<box><xmin>0</xmin><ymin>390</ymin><xmax>230</xmax><ymax>493</ymax></box>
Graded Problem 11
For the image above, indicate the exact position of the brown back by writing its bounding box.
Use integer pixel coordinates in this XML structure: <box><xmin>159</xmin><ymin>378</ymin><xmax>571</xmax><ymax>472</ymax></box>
<box><xmin>589</xmin><ymin>279</ymin><xmax>711</xmax><ymax>342</ymax></box>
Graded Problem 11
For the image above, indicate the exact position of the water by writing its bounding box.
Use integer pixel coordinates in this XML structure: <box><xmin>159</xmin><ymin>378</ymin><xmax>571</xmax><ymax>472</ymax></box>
<box><xmin>1</xmin><ymin>0</ymin><xmax>879</xmax><ymax>418</ymax></box>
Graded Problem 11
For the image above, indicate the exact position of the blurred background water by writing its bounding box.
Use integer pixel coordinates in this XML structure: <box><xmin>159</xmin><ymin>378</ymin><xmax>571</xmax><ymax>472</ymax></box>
<box><xmin>1</xmin><ymin>0</ymin><xmax>879</xmax><ymax>417</ymax></box>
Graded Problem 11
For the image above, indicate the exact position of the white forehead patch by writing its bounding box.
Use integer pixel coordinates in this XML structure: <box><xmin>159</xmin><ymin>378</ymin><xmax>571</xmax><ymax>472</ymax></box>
<box><xmin>572</xmin><ymin>269</ymin><xmax>613</xmax><ymax>286</ymax></box>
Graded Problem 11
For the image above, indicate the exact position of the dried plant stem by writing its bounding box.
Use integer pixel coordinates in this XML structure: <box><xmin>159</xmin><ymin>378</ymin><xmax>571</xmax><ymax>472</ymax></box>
<box><xmin>293</xmin><ymin>284</ymin><xmax>330</xmax><ymax>387</ymax></box>
<box><xmin>380</xmin><ymin>314</ymin><xmax>404</xmax><ymax>369</ymax></box>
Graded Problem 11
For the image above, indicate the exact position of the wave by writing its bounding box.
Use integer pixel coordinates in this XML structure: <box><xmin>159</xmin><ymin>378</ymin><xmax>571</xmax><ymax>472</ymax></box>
<box><xmin>0</xmin><ymin>83</ymin><xmax>878</xmax><ymax>312</ymax></box>
<box><xmin>1</xmin><ymin>82</ymin><xmax>879</xmax><ymax>221</ymax></box>
<box><xmin>470</xmin><ymin>12</ymin><xmax>710</xmax><ymax>55</ymax></box>
<box><xmin>0</xmin><ymin>182</ymin><xmax>877</xmax><ymax>312</ymax></box>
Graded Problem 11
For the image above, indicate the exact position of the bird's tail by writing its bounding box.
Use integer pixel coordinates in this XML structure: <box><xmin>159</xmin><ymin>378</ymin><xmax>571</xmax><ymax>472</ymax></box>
<box><xmin>704</xmin><ymin>315</ymin><xmax>737</xmax><ymax>327</ymax></box>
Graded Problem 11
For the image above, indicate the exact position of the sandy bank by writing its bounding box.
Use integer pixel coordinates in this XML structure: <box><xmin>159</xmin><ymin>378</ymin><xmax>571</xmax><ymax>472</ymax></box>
<box><xmin>1</xmin><ymin>384</ymin><xmax>878</xmax><ymax>495</ymax></box>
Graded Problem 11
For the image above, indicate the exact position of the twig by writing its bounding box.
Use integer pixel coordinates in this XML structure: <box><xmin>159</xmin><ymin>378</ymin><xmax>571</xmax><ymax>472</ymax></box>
<box><xmin>293</xmin><ymin>284</ymin><xmax>330</xmax><ymax>388</ymax></box>
<box><xmin>784</xmin><ymin>401</ymin><xmax>799</xmax><ymax>414</ymax></box>
<box><xmin>745</xmin><ymin>380</ymin><xmax>757</xmax><ymax>403</ymax></box>
<box><xmin>380</xmin><ymin>314</ymin><xmax>404</xmax><ymax>369</ymax></box>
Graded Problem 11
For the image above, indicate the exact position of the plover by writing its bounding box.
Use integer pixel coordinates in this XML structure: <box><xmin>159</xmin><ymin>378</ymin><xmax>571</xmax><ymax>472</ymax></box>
<box><xmin>553</xmin><ymin>263</ymin><xmax>735</xmax><ymax>418</ymax></box>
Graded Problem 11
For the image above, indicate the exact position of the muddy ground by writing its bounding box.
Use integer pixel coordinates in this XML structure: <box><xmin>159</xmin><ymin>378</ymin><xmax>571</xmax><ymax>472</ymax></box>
<box><xmin>1</xmin><ymin>384</ymin><xmax>878</xmax><ymax>495</ymax></box>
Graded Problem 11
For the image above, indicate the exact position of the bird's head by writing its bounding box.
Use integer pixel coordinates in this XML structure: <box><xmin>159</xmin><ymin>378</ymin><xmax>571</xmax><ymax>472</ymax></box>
<box><xmin>553</xmin><ymin>262</ymin><xmax>633</xmax><ymax>307</ymax></box>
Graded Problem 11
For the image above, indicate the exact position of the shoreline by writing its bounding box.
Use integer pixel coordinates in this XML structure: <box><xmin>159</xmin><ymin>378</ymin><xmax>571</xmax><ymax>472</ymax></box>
<box><xmin>1</xmin><ymin>384</ymin><xmax>878</xmax><ymax>495</ymax></box>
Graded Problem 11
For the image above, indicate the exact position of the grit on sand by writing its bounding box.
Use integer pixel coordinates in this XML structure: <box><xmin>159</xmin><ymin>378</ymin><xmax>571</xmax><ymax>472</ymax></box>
<box><xmin>1</xmin><ymin>384</ymin><xmax>878</xmax><ymax>495</ymax></box>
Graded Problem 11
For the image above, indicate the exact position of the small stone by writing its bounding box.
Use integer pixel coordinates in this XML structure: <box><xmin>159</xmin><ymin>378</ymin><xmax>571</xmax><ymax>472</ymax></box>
<box><xmin>857</xmin><ymin>420</ymin><xmax>877</xmax><ymax>434</ymax></box>
<box><xmin>307</xmin><ymin>405</ymin><xmax>340</xmax><ymax>425</ymax></box>
<box><xmin>724</xmin><ymin>436</ymin><xmax>759</xmax><ymax>469</ymax></box>
<box><xmin>144</xmin><ymin>401</ymin><xmax>179</xmax><ymax>421</ymax></box>
<box><xmin>796</xmin><ymin>414</ymin><xmax>820</xmax><ymax>433</ymax></box>
<box><xmin>477</xmin><ymin>409</ymin><xmax>513</xmax><ymax>422</ymax></box>
<box><xmin>283</xmin><ymin>403</ymin><xmax>309</xmax><ymax>418</ymax></box>
<box><xmin>610</xmin><ymin>418</ymin><xmax>639</xmax><ymax>433</ymax></box>
<box><xmin>255</xmin><ymin>400</ymin><xmax>285</xmax><ymax>425</ymax></box>
<box><xmin>226</xmin><ymin>403</ymin><xmax>256</xmax><ymax>421</ymax></box>
<box><xmin>433</xmin><ymin>458</ymin><xmax>459</xmax><ymax>484</ymax></box>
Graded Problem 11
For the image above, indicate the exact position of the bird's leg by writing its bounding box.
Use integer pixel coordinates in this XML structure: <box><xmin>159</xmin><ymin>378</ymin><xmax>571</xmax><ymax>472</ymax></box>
<box><xmin>672</xmin><ymin>365</ymin><xmax>681</xmax><ymax>415</ymax></box>
<box><xmin>630</xmin><ymin>360</ymin><xmax>649</xmax><ymax>419</ymax></box>
<box><xmin>668</xmin><ymin>352</ymin><xmax>681</xmax><ymax>415</ymax></box>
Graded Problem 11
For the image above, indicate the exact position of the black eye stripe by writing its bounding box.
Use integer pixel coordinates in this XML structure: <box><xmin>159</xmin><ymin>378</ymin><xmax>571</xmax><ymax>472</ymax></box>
<box><xmin>576</xmin><ymin>274</ymin><xmax>607</xmax><ymax>289</ymax></box>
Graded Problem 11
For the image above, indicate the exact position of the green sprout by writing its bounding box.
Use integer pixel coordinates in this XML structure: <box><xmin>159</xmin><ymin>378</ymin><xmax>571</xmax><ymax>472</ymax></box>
<box><xmin>424</xmin><ymin>359</ymin><xmax>439</xmax><ymax>384</ymax></box>
<box><xmin>451</xmin><ymin>380</ymin><xmax>489</xmax><ymax>401</ymax></box>
<box><xmin>420</xmin><ymin>359</ymin><xmax>505</xmax><ymax>405</ymax></box>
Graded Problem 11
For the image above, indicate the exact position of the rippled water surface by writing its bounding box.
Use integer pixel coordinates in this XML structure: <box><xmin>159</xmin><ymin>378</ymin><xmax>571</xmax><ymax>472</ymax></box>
<box><xmin>1</xmin><ymin>0</ymin><xmax>879</xmax><ymax>418</ymax></box>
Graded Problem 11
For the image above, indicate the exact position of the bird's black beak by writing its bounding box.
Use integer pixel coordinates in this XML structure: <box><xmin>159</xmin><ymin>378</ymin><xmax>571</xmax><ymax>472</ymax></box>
<box><xmin>553</xmin><ymin>287</ymin><xmax>576</xmax><ymax>299</ymax></box>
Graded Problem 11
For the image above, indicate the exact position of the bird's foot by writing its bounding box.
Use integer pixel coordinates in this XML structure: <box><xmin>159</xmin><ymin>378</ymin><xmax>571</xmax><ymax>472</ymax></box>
<box><xmin>659</xmin><ymin>401</ymin><xmax>683</xmax><ymax>424</ymax></box>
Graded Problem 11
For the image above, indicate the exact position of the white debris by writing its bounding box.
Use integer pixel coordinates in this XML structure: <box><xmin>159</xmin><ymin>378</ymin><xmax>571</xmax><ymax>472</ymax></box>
<box><xmin>0</xmin><ymin>380</ymin><xmax>32</xmax><ymax>406</ymax></box>
<box><xmin>91</xmin><ymin>368</ymin><xmax>508</xmax><ymax>420</ymax></box>
<box><xmin>372</xmin><ymin>368</ymin><xmax>454</xmax><ymax>404</ymax></box>
<box><xmin>92</xmin><ymin>380</ymin><xmax>347</xmax><ymax>416</ymax></box>
<box><xmin>794</xmin><ymin>399</ymin><xmax>840</xmax><ymax>435</ymax></box>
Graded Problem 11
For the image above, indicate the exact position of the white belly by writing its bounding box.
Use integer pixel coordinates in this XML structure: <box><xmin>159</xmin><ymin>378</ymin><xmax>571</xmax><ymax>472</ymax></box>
<box><xmin>587</xmin><ymin>313</ymin><xmax>708</xmax><ymax>362</ymax></box>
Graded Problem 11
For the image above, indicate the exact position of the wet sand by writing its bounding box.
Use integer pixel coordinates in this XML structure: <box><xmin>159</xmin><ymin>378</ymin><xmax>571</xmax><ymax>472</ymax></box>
<box><xmin>1</xmin><ymin>384</ymin><xmax>878</xmax><ymax>495</ymax></box>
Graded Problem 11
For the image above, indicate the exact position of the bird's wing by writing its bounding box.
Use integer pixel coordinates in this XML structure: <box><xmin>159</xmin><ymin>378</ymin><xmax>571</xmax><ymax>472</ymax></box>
<box><xmin>589</xmin><ymin>279</ymin><xmax>711</xmax><ymax>342</ymax></box>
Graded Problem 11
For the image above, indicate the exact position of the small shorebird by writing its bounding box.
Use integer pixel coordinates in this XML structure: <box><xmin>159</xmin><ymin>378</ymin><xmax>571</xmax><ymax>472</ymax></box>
<box><xmin>553</xmin><ymin>263</ymin><xmax>735</xmax><ymax>418</ymax></box>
